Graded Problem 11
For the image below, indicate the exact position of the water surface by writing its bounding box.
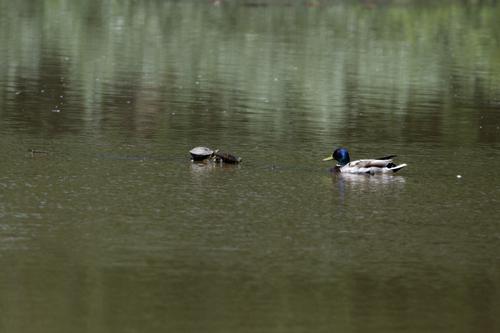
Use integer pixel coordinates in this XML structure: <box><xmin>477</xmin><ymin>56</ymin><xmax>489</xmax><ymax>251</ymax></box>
<box><xmin>1</xmin><ymin>1</ymin><xmax>499</xmax><ymax>332</ymax></box>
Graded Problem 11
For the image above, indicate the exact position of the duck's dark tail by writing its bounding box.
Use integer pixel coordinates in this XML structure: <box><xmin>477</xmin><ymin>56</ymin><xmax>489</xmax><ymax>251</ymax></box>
<box><xmin>376</xmin><ymin>154</ymin><xmax>397</xmax><ymax>160</ymax></box>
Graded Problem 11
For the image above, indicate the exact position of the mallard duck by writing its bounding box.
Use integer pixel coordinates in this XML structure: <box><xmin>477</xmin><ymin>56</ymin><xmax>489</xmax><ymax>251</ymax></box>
<box><xmin>323</xmin><ymin>147</ymin><xmax>407</xmax><ymax>174</ymax></box>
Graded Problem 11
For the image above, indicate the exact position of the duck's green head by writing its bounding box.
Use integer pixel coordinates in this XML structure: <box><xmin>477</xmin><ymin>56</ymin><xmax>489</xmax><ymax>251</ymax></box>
<box><xmin>322</xmin><ymin>147</ymin><xmax>350</xmax><ymax>166</ymax></box>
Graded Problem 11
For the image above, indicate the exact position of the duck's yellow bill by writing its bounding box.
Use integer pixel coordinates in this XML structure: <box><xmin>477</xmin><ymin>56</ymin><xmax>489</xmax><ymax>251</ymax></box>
<box><xmin>322</xmin><ymin>156</ymin><xmax>334</xmax><ymax>161</ymax></box>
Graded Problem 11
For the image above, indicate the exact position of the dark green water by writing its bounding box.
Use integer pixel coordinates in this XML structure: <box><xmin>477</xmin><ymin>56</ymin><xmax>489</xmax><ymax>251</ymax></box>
<box><xmin>1</xmin><ymin>1</ymin><xmax>499</xmax><ymax>332</ymax></box>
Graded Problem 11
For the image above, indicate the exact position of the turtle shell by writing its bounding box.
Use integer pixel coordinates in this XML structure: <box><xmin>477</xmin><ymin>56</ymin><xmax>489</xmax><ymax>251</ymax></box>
<box><xmin>190</xmin><ymin>147</ymin><xmax>214</xmax><ymax>161</ymax></box>
<box><xmin>214</xmin><ymin>151</ymin><xmax>242</xmax><ymax>164</ymax></box>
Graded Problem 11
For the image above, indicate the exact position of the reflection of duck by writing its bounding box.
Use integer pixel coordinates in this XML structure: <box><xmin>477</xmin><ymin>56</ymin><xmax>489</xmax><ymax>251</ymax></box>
<box><xmin>323</xmin><ymin>148</ymin><xmax>407</xmax><ymax>174</ymax></box>
<box><xmin>335</xmin><ymin>172</ymin><xmax>406</xmax><ymax>185</ymax></box>
<box><xmin>333</xmin><ymin>171</ymin><xmax>406</xmax><ymax>204</ymax></box>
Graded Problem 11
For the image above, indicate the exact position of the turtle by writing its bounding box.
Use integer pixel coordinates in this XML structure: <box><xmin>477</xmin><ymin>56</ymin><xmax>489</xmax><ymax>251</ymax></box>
<box><xmin>189</xmin><ymin>146</ymin><xmax>214</xmax><ymax>161</ymax></box>
<box><xmin>214</xmin><ymin>150</ymin><xmax>242</xmax><ymax>164</ymax></box>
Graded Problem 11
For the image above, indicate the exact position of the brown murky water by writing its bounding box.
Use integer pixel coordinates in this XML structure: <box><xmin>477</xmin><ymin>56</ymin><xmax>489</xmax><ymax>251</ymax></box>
<box><xmin>1</xmin><ymin>1</ymin><xmax>499</xmax><ymax>332</ymax></box>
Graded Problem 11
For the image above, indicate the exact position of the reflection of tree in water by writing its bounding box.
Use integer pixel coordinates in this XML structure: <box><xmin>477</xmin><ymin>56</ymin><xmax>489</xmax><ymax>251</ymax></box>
<box><xmin>1</xmin><ymin>0</ymin><xmax>499</xmax><ymax>144</ymax></box>
<box><xmin>5</xmin><ymin>50</ymin><xmax>84</xmax><ymax>136</ymax></box>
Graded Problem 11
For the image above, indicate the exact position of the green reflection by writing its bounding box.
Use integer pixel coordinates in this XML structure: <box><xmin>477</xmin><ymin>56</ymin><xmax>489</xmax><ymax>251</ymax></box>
<box><xmin>1</xmin><ymin>0</ymin><xmax>499</xmax><ymax>144</ymax></box>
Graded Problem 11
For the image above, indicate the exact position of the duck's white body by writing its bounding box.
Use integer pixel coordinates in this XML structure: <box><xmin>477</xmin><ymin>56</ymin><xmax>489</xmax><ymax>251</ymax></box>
<box><xmin>337</xmin><ymin>159</ymin><xmax>407</xmax><ymax>174</ymax></box>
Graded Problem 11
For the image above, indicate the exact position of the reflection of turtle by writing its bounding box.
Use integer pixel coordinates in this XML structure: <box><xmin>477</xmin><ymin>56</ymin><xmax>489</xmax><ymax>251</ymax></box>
<box><xmin>28</xmin><ymin>149</ymin><xmax>49</xmax><ymax>157</ymax></box>
<box><xmin>189</xmin><ymin>147</ymin><xmax>214</xmax><ymax>161</ymax></box>
<box><xmin>214</xmin><ymin>150</ymin><xmax>242</xmax><ymax>164</ymax></box>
